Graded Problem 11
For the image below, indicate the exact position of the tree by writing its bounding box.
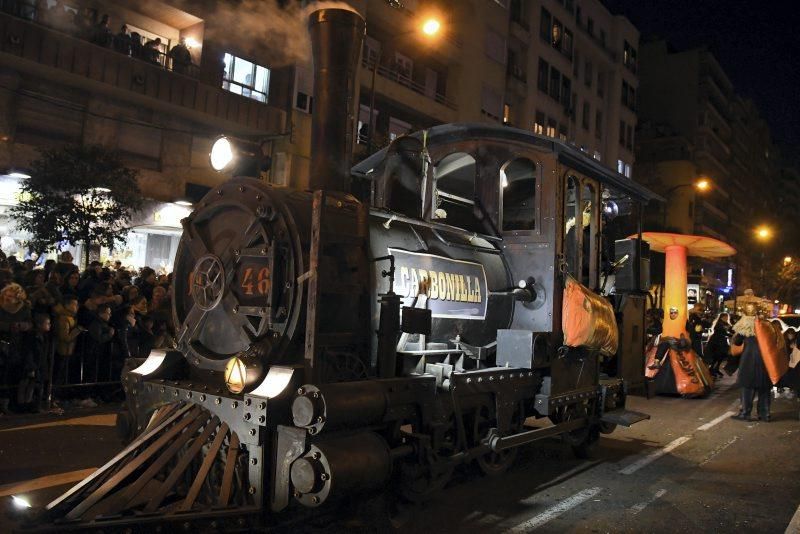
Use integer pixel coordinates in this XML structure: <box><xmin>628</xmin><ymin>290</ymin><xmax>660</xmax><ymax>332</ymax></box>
<box><xmin>11</xmin><ymin>145</ymin><xmax>143</xmax><ymax>267</ymax></box>
<box><xmin>766</xmin><ymin>259</ymin><xmax>800</xmax><ymax>308</ymax></box>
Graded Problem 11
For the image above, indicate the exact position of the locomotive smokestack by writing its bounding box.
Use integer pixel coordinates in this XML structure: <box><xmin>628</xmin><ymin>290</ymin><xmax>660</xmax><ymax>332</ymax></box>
<box><xmin>307</xmin><ymin>8</ymin><xmax>366</xmax><ymax>193</ymax></box>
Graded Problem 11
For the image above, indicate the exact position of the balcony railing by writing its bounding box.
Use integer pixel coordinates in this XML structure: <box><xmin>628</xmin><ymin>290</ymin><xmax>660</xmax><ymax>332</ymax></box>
<box><xmin>0</xmin><ymin>11</ymin><xmax>284</xmax><ymax>132</ymax></box>
<box><xmin>363</xmin><ymin>58</ymin><xmax>458</xmax><ymax>111</ymax></box>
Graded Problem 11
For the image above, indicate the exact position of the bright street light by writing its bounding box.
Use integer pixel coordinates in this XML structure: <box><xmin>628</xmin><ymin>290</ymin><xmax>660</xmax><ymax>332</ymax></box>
<box><xmin>755</xmin><ymin>225</ymin><xmax>772</xmax><ymax>241</ymax></box>
<box><xmin>784</xmin><ymin>256</ymin><xmax>792</xmax><ymax>265</ymax></box>
<box><xmin>695</xmin><ymin>178</ymin><xmax>710</xmax><ymax>191</ymax></box>
<box><xmin>422</xmin><ymin>18</ymin><xmax>441</xmax><ymax>36</ymax></box>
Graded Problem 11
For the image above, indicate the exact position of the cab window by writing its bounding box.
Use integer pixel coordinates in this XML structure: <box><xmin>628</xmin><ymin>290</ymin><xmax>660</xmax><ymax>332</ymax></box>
<box><xmin>501</xmin><ymin>158</ymin><xmax>537</xmax><ymax>231</ymax></box>
<box><xmin>434</xmin><ymin>152</ymin><xmax>483</xmax><ymax>233</ymax></box>
<box><xmin>564</xmin><ymin>175</ymin><xmax>580</xmax><ymax>278</ymax></box>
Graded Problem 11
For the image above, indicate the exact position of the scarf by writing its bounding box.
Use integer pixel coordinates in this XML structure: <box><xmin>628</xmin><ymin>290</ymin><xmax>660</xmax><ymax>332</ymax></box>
<box><xmin>732</xmin><ymin>315</ymin><xmax>756</xmax><ymax>337</ymax></box>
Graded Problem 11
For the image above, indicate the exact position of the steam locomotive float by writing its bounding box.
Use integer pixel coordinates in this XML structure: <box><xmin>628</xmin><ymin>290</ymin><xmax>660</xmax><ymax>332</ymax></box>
<box><xmin>32</xmin><ymin>8</ymin><xmax>661</xmax><ymax>532</ymax></box>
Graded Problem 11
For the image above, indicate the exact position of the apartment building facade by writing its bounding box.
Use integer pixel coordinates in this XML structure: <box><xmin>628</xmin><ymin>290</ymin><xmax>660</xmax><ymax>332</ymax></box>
<box><xmin>0</xmin><ymin>0</ymin><xmax>641</xmax><ymax>268</ymax></box>
<box><xmin>636</xmin><ymin>40</ymin><xmax>775</xmax><ymax>297</ymax></box>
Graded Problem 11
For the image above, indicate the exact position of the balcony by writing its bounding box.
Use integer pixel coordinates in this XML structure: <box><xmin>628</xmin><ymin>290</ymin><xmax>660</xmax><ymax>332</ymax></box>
<box><xmin>0</xmin><ymin>11</ymin><xmax>284</xmax><ymax>134</ymax></box>
<box><xmin>361</xmin><ymin>58</ymin><xmax>458</xmax><ymax>112</ymax></box>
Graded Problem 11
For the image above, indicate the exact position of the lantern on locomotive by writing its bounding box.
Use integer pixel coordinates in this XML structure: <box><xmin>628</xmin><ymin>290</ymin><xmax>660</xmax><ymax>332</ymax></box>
<box><xmin>32</xmin><ymin>7</ymin><xmax>660</xmax><ymax>531</ymax></box>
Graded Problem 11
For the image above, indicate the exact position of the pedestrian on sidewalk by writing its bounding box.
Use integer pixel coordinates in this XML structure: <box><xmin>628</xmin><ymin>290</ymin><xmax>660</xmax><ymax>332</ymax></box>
<box><xmin>730</xmin><ymin>301</ymin><xmax>772</xmax><ymax>422</ymax></box>
<box><xmin>707</xmin><ymin>313</ymin><xmax>733</xmax><ymax>378</ymax></box>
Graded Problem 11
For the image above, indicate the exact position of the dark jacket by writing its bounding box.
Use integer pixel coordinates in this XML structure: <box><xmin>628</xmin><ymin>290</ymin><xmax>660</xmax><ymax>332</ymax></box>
<box><xmin>707</xmin><ymin>322</ymin><xmax>732</xmax><ymax>361</ymax></box>
<box><xmin>732</xmin><ymin>333</ymin><xmax>771</xmax><ymax>389</ymax></box>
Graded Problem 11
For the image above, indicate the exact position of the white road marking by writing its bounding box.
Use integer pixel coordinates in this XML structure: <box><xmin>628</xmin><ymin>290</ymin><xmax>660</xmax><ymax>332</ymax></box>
<box><xmin>699</xmin><ymin>436</ymin><xmax>739</xmax><ymax>466</ymax></box>
<box><xmin>785</xmin><ymin>504</ymin><xmax>800</xmax><ymax>534</ymax></box>
<box><xmin>506</xmin><ymin>487</ymin><xmax>603</xmax><ymax>532</ymax></box>
<box><xmin>697</xmin><ymin>411</ymin><xmax>738</xmax><ymax>431</ymax></box>
<box><xmin>629</xmin><ymin>488</ymin><xmax>667</xmax><ymax>515</ymax></box>
<box><xmin>618</xmin><ymin>436</ymin><xmax>692</xmax><ymax>475</ymax></box>
<box><xmin>530</xmin><ymin>460</ymin><xmax>600</xmax><ymax>493</ymax></box>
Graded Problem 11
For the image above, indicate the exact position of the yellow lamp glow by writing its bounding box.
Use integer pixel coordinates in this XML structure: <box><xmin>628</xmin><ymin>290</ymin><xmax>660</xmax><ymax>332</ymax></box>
<box><xmin>755</xmin><ymin>226</ymin><xmax>772</xmax><ymax>241</ymax></box>
<box><xmin>422</xmin><ymin>18</ymin><xmax>441</xmax><ymax>36</ymax></box>
<box><xmin>784</xmin><ymin>256</ymin><xmax>793</xmax><ymax>265</ymax></box>
<box><xmin>184</xmin><ymin>37</ymin><xmax>200</xmax><ymax>49</ymax></box>
<box><xmin>224</xmin><ymin>357</ymin><xmax>247</xmax><ymax>394</ymax></box>
<box><xmin>695</xmin><ymin>178</ymin><xmax>710</xmax><ymax>191</ymax></box>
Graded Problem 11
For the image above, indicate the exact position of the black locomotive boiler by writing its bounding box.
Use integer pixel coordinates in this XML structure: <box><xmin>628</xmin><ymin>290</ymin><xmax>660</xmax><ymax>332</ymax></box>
<box><xmin>34</xmin><ymin>8</ymin><xmax>660</xmax><ymax>532</ymax></box>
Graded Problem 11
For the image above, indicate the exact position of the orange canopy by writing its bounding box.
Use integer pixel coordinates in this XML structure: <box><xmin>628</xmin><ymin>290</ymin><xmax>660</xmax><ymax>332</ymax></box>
<box><xmin>637</xmin><ymin>232</ymin><xmax>736</xmax><ymax>258</ymax></box>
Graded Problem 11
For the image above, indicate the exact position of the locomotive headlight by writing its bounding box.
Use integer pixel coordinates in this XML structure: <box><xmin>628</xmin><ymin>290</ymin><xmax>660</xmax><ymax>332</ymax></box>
<box><xmin>223</xmin><ymin>354</ymin><xmax>265</xmax><ymax>395</ymax></box>
<box><xmin>210</xmin><ymin>136</ymin><xmax>235</xmax><ymax>172</ymax></box>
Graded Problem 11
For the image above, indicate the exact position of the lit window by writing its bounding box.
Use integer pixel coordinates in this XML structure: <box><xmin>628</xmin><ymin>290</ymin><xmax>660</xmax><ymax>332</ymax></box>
<box><xmin>624</xmin><ymin>164</ymin><xmax>632</xmax><ymax>178</ymax></box>
<box><xmin>593</xmin><ymin>151</ymin><xmax>601</xmax><ymax>161</ymax></box>
<box><xmin>503</xmin><ymin>103</ymin><xmax>511</xmax><ymax>124</ymax></box>
<box><xmin>223</xmin><ymin>53</ymin><xmax>270</xmax><ymax>103</ymax></box>
<box><xmin>617</xmin><ymin>159</ymin><xmax>624</xmax><ymax>174</ymax></box>
<box><xmin>546</xmin><ymin>118</ymin><xmax>557</xmax><ymax>138</ymax></box>
<box><xmin>533</xmin><ymin>111</ymin><xmax>545</xmax><ymax>134</ymax></box>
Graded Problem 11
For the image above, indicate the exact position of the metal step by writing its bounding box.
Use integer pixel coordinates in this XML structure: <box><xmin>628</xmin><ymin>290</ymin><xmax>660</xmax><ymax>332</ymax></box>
<box><xmin>600</xmin><ymin>409</ymin><xmax>650</xmax><ymax>427</ymax></box>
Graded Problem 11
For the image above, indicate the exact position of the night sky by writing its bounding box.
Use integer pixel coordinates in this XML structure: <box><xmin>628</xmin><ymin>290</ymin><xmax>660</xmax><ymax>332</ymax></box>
<box><xmin>604</xmin><ymin>0</ymin><xmax>800</xmax><ymax>153</ymax></box>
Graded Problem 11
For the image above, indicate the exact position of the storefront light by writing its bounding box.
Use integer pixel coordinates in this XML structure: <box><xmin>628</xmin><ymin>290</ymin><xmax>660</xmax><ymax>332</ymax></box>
<box><xmin>6</xmin><ymin>171</ymin><xmax>30</xmax><ymax>179</ymax></box>
<box><xmin>175</xmin><ymin>200</ymin><xmax>193</xmax><ymax>207</ymax></box>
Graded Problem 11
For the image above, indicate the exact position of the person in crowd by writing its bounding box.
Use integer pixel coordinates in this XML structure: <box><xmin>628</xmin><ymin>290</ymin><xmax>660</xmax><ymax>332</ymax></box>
<box><xmin>707</xmin><ymin>312</ymin><xmax>733</xmax><ymax>379</ymax></box>
<box><xmin>168</xmin><ymin>37</ymin><xmax>192</xmax><ymax>74</ymax></box>
<box><xmin>113</xmin><ymin>260</ymin><xmax>123</xmax><ymax>271</ymax></box>
<box><xmin>111</xmin><ymin>304</ymin><xmax>136</xmax><ymax>362</ymax></box>
<box><xmin>54</xmin><ymin>250</ymin><xmax>77</xmax><ymax>278</ymax></box>
<box><xmin>143</xmin><ymin>38</ymin><xmax>162</xmax><ymax>65</ymax></box>
<box><xmin>645</xmin><ymin>308</ymin><xmax>663</xmax><ymax>339</ymax></box>
<box><xmin>730</xmin><ymin>302</ymin><xmax>772</xmax><ymax>422</ymax></box>
<box><xmin>128</xmin><ymin>295</ymin><xmax>154</xmax><ymax>358</ymax></box>
<box><xmin>687</xmin><ymin>303</ymin><xmax>709</xmax><ymax>362</ymax></box>
<box><xmin>78</xmin><ymin>260</ymin><xmax>103</xmax><ymax>300</ymax></box>
<box><xmin>61</xmin><ymin>269</ymin><xmax>81</xmax><ymax>298</ymax></box>
<box><xmin>86</xmin><ymin>304</ymin><xmax>115</xmax><ymax>383</ymax></box>
<box><xmin>44</xmin><ymin>270</ymin><xmax>63</xmax><ymax>305</ymax></box>
<box><xmin>79</xmin><ymin>282</ymin><xmax>122</xmax><ymax>327</ymax></box>
<box><xmin>24</xmin><ymin>269</ymin><xmax>54</xmax><ymax>315</ymax></box>
<box><xmin>0</xmin><ymin>283</ymin><xmax>32</xmax><ymax>413</ymax></box>
<box><xmin>120</xmin><ymin>284</ymin><xmax>139</xmax><ymax>304</ymax></box>
<box><xmin>53</xmin><ymin>294</ymin><xmax>85</xmax><ymax>386</ymax></box>
<box><xmin>20</xmin><ymin>313</ymin><xmax>55</xmax><ymax>412</ymax></box>
<box><xmin>114</xmin><ymin>24</ymin><xmax>131</xmax><ymax>55</ymax></box>
<box><xmin>149</xmin><ymin>285</ymin><xmax>173</xmax><ymax>348</ymax></box>
<box><xmin>136</xmin><ymin>266</ymin><xmax>157</xmax><ymax>300</ymax></box>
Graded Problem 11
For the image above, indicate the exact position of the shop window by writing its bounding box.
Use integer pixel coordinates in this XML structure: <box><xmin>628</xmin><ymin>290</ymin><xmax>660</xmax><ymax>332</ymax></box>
<box><xmin>502</xmin><ymin>158</ymin><xmax>537</xmax><ymax>231</ymax></box>
<box><xmin>223</xmin><ymin>53</ymin><xmax>270</xmax><ymax>103</ymax></box>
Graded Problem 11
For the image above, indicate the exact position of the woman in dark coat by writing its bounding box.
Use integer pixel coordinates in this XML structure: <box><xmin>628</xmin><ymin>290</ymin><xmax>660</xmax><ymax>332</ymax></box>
<box><xmin>707</xmin><ymin>313</ymin><xmax>732</xmax><ymax>378</ymax></box>
<box><xmin>730</xmin><ymin>306</ymin><xmax>772</xmax><ymax>422</ymax></box>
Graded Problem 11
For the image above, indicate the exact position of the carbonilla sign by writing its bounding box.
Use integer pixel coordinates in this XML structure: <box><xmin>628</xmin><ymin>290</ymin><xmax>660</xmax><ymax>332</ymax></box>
<box><xmin>388</xmin><ymin>248</ymin><xmax>488</xmax><ymax>320</ymax></box>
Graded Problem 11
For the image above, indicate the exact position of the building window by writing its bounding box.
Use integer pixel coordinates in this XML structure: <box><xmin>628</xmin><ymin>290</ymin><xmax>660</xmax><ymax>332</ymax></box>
<box><xmin>587</xmin><ymin>17</ymin><xmax>594</xmax><ymax>36</ymax></box>
<box><xmin>294</xmin><ymin>64</ymin><xmax>313</xmax><ymax>113</ymax></box>
<box><xmin>582</xmin><ymin>102</ymin><xmax>590</xmax><ymax>130</ymax></box>
<box><xmin>563</xmin><ymin>28</ymin><xmax>573</xmax><ymax>58</ymax></box>
<box><xmin>558</xmin><ymin>124</ymin><xmax>567</xmax><ymax>141</ymax></box>
<box><xmin>593</xmin><ymin>150</ymin><xmax>601</xmax><ymax>161</ymax></box>
<box><xmin>561</xmin><ymin>76</ymin><xmax>571</xmax><ymax>108</ymax></box>
<box><xmin>573</xmin><ymin>49</ymin><xmax>580</xmax><ymax>76</ymax></box>
<box><xmin>546</xmin><ymin>118</ymin><xmax>557</xmax><ymax>137</ymax></box>
<box><xmin>223</xmin><ymin>53</ymin><xmax>270</xmax><ymax>103</ymax></box>
<box><xmin>534</xmin><ymin>111</ymin><xmax>545</xmax><ymax>134</ymax></box>
<box><xmin>623</xmin><ymin>40</ymin><xmax>638</xmax><ymax>73</ymax></box>
<box><xmin>540</xmin><ymin>8</ymin><xmax>552</xmax><ymax>42</ymax></box>
<box><xmin>363</xmin><ymin>36</ymin><xmax>381</xmax><ymax>68</ymax></box>
<box><xmin>597</xmin><ymin>71</ymin><xmax>605</xmax><ymax>98</ymax></box>
<box><xmin>549</xmin><ymin>66</ymin><xmax>561</xmax><ymax>100</ymax></box>
<box><xmin>619</xmin><ymin>120</ymin><xmax>626</xmax><ymax>146</ymax></box>
<box><xmin>584</xmin><ymin>60</ymin><xmax>592</xmax><ymax>88</ymax></box>
<box><xmin>624</xmin><ymin>163</ymin><xmax>632</xmax><ymax>178</ymax></box>
<box><xmin>595</xmin><ymin>110</ymin><xmax>602</xmax><ymax>139</ymax></box>
<box><xmin>600</xmin><ymin>29</ymin><xmax>606</xmax><ymax>47</ymax></box>
<box><xmin>617</xmin><ymin>159</ymin><xmax>625</xmax><ymax>174</ymax></box>
<box><xmin>503</xmin><ymin>103</ymin><xmax>511</xmax><ymax>124</ymax></box>
<box><xmin>486</xmin><ymin>30</ymin><xmax>507</xmax><ymax>64</ymax></box>
<box><xmin>626</xmin><ymin>124</ymin><xmax>634</xmax><ymax>151</ymax></box>
<box><xmin>481</xmin><ymin>85</ymin><xmax>503</xmax><ymax>121</ymax></box>
<box><xmin>537</xmin><ymin>58</ymin><xmax>549</xmax><ymax>92</ymax></box>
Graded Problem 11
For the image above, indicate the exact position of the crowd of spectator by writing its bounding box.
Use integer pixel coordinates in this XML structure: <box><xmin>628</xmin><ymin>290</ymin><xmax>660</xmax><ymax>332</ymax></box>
<box><xmin>0</xmin><ymin>250</ymin><xmax>174</xmax><ymax>416</ymax></box>
<box><xmin>3</xmin><ymin>0</ymin><xmax>194</xmax><ymax>74</ymax></box>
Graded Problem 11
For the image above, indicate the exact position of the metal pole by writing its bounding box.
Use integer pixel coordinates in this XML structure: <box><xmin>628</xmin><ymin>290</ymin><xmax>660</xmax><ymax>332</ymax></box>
<box><xmin>366</xmin><ymin>46</ymin><xmax>381</xmax><ymax>155</ymax></box>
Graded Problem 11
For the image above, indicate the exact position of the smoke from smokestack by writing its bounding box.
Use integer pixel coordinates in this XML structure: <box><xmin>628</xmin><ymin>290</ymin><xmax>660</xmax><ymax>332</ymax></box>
<box><xmin>161</xmin><ymin>0</ymin><xmax>362</xmax><ymax>67</ymax></box>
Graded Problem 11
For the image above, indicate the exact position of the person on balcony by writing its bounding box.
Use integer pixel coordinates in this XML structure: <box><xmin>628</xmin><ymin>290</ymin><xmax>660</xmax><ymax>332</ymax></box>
<box><xmin>114</xmin><ymin>24</ymin><xmax>132</xmax><ymax>56</ymax></box>
<box><xmin>168</xmin><ymin>38</ymin><xmax>192</xmax><ymax>75</ymax></box>
<box><xmin>143</xmin><ymin>38</ymin><xmax>163</xmax><ymax>65</ymax></box>
<box><xmin>91</xmin><ymin>14</ymin><xmax>113</xmax><ymax>48</ymax></box>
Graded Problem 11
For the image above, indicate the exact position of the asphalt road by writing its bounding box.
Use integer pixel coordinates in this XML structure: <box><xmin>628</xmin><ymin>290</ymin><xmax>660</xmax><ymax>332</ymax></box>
<box><xmin>0</xmin><ymin>375</ymin><xmax>798</xmax><ymax>533</ymax></box>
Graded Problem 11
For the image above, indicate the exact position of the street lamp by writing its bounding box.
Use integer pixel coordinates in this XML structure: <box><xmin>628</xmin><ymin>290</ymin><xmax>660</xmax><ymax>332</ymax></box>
<box><xmin>661</xmin><ymin>177</ymin><xmax>712</xmax><ymax>229</ymax></box>
<box><xmin>784</xmin><ymin>256</ymin><xmax>792</xmax><ymax>265</ymax></box>
<box><xmin>365</xmin><ymin>16</ymin><xmax>442</xmax><ymax>154</ymax></box>
<box><xmin>754</xmin><ymin>224</ymin><xmax>772</xmax><ymax>296</ymax></box>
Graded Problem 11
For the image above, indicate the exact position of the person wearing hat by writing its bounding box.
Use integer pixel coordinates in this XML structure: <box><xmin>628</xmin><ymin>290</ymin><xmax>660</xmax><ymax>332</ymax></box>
<box><xmin>730</xmin><ymin>296</ymin><xmax>772</xmax><ymax>422</ymax></box>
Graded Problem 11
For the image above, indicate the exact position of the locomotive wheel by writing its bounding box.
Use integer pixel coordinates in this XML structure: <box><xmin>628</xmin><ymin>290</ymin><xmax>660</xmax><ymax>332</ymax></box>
<box><xmin>400</xmin><ymin>416</ymin><xmax>457</xmax><ymax>501</ymax></box>
<box><xmin>472</xmin><ymin>402</ymin><xmax>520</xmax><ymax>477</ymax></box>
